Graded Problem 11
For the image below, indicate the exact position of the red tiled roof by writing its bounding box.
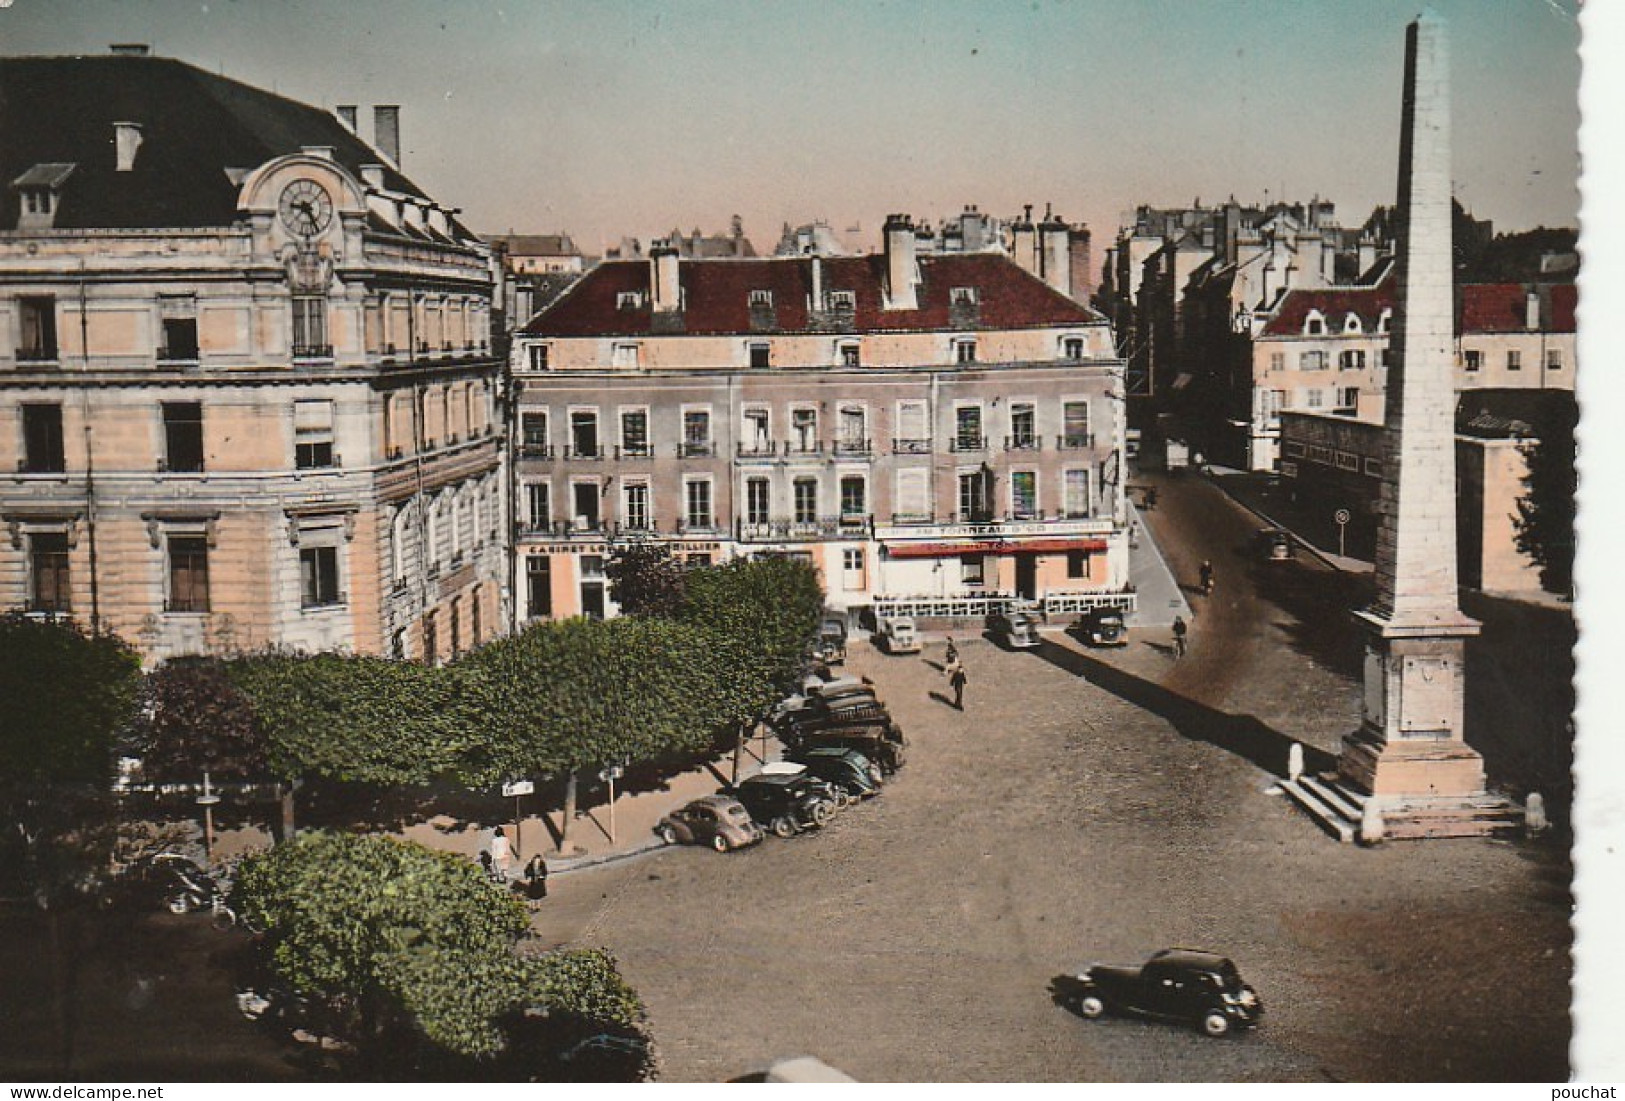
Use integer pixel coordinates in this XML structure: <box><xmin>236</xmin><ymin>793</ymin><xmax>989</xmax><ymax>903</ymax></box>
<box><xmin>1458</xmin><ymin>283</ymin><xmax>1577</xmax><ymax>334</ymax></box>
<box><xmin>521</xmin><ymin>252</ymin><xmax>1102</xmax><ymax>338</ymax></box>
<box><xmin>1260</xmin><ymin>278</ymin><xmax>1396</xmax><ymax>337</ymax></box>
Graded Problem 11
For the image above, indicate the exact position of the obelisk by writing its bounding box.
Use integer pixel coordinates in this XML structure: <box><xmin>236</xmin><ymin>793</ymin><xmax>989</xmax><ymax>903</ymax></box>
<box><xmin>1339</xmin><ymin>11</ymin><xmax>1486</xmax><ymax>799</ymax></box>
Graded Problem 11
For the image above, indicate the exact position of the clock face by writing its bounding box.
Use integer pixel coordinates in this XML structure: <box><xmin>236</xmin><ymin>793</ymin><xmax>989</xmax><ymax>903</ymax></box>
<box><xmin>278</xmin><ymin>178</ymin><xmax>333</xmax><ymax>237</ymax></box>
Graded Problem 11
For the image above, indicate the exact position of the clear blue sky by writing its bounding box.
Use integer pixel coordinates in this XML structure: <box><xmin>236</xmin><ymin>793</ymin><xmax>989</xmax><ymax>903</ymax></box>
<box><xmin>1</xmin><ymin>0</ymin><xmax>1583</xmax><ymax>250</ymax></box>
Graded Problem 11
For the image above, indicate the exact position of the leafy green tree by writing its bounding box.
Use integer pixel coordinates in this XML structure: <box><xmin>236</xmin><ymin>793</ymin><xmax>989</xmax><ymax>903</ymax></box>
<box><xmin>1513</xmin><ymin>400</ymin><xmax>1578</xmax><ymax>597</ymax></box>
<box><xmin>134</xmin><ymin>657</ymin><xmax>267</xmax><ymax>782</ymax></box>
<box><xmin>234</xmin><ymin>831</ymin><xmax>644</xmax><ymax>1065</ymax></box>
<box><xmin>605</xmin><ymin>542</ymin><xmax>687</xmax><ymax>617</ymax></box>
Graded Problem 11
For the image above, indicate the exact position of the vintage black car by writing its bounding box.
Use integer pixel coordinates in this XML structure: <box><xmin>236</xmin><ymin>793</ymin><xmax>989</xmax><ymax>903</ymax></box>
<box><xmin>1074</xmin><ymin>607</ymin><xmax>1128</xmax><ymax>648</ymax></box>
<box><xmin>813</xmin><ymin>617</ymin><xmax>849</xmax><ymax>665</ymax></box>
<box><xmin>1065</xmin><ymin>948</ymin><xmax>1263</xmax><ymax>1036</ymax></box>
<box><xmin>783</xmin><ymin>718</ymin><xmax>907</xmax><ymax>775</ymax></box>
<box><xmin>786</xmin><ymin>745</ymin><xmax>884</xmax><ymax>798</ymax></box>
<box><xmin>726</xmin><ymin>772</ymin><xmax>840</xmax><ymax>838</ymax></box>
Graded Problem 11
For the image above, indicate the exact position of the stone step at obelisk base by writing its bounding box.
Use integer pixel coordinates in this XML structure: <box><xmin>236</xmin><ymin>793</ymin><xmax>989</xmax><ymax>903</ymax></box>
<box><xmin>1284</xmin><ymin>773</ymin><xmax>1525</xmax><ymax>843</ymax></box>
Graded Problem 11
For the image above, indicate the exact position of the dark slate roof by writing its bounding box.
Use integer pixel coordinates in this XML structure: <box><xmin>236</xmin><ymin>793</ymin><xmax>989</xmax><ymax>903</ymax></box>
<box><xmin>1260</xmin><ymin>277</ymin><xmax>1397</xmax><ymax>336</ymax></box>
<box><xmin>0</xmin><ymin>54</ymin><xmax>450</xmax><ymax>232</ymax></box>
<box><xmin>1458</xmin><ymin>283</ymin><xmax>1577</xmax><ymax>335</ymax></box>
<box><xmin>522</xmin><ymin>252</ymin><xmax>1103</xmax><ymax>338</ymax></box>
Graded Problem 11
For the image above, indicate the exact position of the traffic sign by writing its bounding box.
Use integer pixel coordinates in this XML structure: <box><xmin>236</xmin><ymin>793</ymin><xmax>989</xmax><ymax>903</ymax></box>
<box><xmin>1334</xmin><ymin>508</ymin><xmax>1351</xmax><ymax>525</ymax></box>
<box><xmin>501</xmin><ymin>780</ymin><xmax>535</xmax><ymax>797</ymax></box>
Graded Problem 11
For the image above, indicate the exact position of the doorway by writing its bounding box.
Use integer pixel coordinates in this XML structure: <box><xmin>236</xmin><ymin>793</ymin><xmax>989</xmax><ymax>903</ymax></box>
<box><xmin>1015</xmin><ymin>554</ymin><xmax>1037</xmax><ymax>601</ymax></box>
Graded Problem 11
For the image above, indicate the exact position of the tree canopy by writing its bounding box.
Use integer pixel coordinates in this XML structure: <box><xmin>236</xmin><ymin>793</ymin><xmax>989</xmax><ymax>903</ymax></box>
<box><xmin>1514</xmin><ymin>400</ymin><xmax>1578</xmax><ymax>597</ymax></box>
<box><xmin>605</xmin><ymin>542</ymin><xmax>688</xmax><ymax>618</ymax></box>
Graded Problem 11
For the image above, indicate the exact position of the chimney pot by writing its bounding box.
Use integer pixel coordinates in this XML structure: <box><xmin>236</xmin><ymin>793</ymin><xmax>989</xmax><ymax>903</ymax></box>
<box><xmin>373</xmin><ymin>105</ymin><xmax>401</xmax><ymax>166</ymax></box>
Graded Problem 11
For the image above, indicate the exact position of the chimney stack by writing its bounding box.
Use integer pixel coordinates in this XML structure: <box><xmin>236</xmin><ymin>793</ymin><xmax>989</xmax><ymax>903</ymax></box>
<box><xmin>1525</xmin><ymin>288</ymin><xmax>1541</xmax><ymax>331</ymax></box>
<box><xmin>336</xmin><ymin>105</ymin><xmax>359</xmax><ymax>133</ymax></box>
<box><xmin>650</xmin><ymin>241</ymin><xmax>681</xmax><ymax>312</ymax></box>
<box><xmin>113</xmin><ymin>122</ymin><xmax>143</xmax><ymax>172</ymax></box>
<box><xmin>1039</xmin><ymin>212</ymin><xmax>1072</xmax><ymax>297</ymax></box>
<box><xmin>807</xmin><ymin>247</ymin><xmax>823</xmax><ymax>311</ymax></box>
<box><xmin>374</xmin><ymin>105</ymin><xmax>401</xmax><ymax>166</ymax></box>
<box><xmin>883</xmin><ymin>214</ymin><xmax>918</xmax><ymax>310</ymax></box>
<box><xmin>1011</xmin><ymin>204</ymin><xmax>1038</xmax><ymax>276</ymax></box>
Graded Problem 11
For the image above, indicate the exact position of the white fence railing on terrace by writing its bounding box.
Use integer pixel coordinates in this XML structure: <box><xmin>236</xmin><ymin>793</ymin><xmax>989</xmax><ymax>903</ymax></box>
<box><xmin>872</xmin><ymin>589</ymin><xmax>1136</xmax><ymax>621</ymax></box>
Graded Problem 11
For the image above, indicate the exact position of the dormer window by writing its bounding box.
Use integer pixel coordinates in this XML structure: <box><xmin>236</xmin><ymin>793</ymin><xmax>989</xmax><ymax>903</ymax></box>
<box><xmin>827</xmin><ymin>290</ymin><xmax>856</xmax><ymax>312</ymax></box>
<box><xmin>950</xmin><ymin>286</ymin><xmax>980</xmax><ymax>306</ymax></box>
<box><xmin>12</xmin><ymin>163</ymin><xmax>76</xmax><ymax>231</ymax></box>
<box><xmin>1377</xmin><ymin>308</ymin><xmax>1392</xmax><ymax>333</ymax></box>
<box><xmin>616</xmin><ymin>291</ymin><xmax>644</xmax><ymax>310</ymax></box>
<box><xmin>1304</xmin><ymin>309</ymin><xmax>1326</xmax><ymax>336</ymax></box>
<box><xmin>1343</xmin><ymin>313</ymin><xmax>1363</xmax><ymax>334</ymax></box>
<box><xmin>748</xmin><ymin>289</ymin><xmax>773</xmax><ymax>308</ymax></box>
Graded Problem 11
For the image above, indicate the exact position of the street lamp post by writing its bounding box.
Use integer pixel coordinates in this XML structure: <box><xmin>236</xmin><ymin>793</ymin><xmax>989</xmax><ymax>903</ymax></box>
<box><xmin>196</xmin><ymin>771</ymin><xmax>221</xmax><ymax>863</ymax></box>
<box><xmin>599</xmin><ymin>763</ymin><xmax>625</xmax><ymax>844</ymax></box>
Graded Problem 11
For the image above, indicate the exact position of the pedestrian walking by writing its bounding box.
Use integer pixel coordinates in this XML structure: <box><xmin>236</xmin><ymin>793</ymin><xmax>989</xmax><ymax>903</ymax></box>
<box><xmin>1199</xmin><ymin>560</ymin><xmax>1215</xmax><ymax>596</ymax></box>
<box><xmin>489</xmin><ymin>827</ymin><xmax>512</xmax><ymax>883</ymax></box>
<box><xmin>943</xmin><ymin>637</ymin><xmax>959</xmax><ymax>668</ymax></box>
<box><xmin>949</xmin><ymin>662</ymin><xmax>968</xmax><ymax>709</ymax></box>
<box><xmin>1172</xmin><ymin>615</ymin><xmax>1188</xmax><ymax>658</ymax></box>
<box><xmin>522</xmin><ymin>855</ymin><xmax>549</xmax><ymax>901</ymax></box>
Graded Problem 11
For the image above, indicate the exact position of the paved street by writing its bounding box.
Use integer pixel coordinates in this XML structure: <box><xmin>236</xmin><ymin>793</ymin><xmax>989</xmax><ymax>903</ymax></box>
<box><xmin>531</xmin><ymin>472</ymin><xmax>1571</xmax><ymax>1082</ymax></box>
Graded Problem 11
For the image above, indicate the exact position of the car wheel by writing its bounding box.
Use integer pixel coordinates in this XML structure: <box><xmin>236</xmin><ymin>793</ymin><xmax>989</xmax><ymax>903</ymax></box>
<box><xmin>772</xmin><ymin>816</ymin><xmax>798</xmax><ymax>839</ymax></box>
<box><xmin>711</xmin><ymin>834</ymin><xmax>729</xmax><ymax>853</ymax></box>
<box><xmin>167</xmin><ymin>894</ymin><xmax>192</xmax><ymax>915</ymax></box>
<box><xmin>1078</xmin><ymin>995</ymin><xmax>1106</xmax><ymax>1019</ymax></box>
<box><xmin>1202</xmin><ymin>1011</ymin><xmax>1230</xmax><ymax>1037</ymax></box>
<box><xmin>810</xmin><ymin>799</ymin><xmax>836</xmax><ymax>827</ymax></box>
<box><xmin>658</xmin><ymin>824</ymin><xmax>679</xmax><ymax>845</ymax></box>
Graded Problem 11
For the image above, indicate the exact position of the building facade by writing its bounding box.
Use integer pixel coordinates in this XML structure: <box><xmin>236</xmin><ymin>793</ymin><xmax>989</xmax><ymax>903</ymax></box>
<box><xmin>512</xmin><ymin>215</ymin><xmax>1131</xmax><ymax>623</ymax></box>
<box><xmin>1</xmin><ymin>50</ymin><xmax>505</xmax><ymax>664</ymax></box>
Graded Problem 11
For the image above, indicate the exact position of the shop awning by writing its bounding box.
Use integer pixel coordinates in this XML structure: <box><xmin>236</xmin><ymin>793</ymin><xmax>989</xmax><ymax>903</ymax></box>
<box><xmin>885</xmin><ymin>537</ymin><xmax>1108</xmax><ymax>559</ymax></box>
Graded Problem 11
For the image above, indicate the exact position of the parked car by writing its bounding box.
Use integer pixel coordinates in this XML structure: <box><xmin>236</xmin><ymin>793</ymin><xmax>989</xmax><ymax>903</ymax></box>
<box><xmin>727</xmin><ymin>772</ymin><xmax>841</xmax><ymax>837</ymax></box>
<box><xmin>813</xmin><ymin>616</ymin><xmax>848</xmax><ymax>664</ymax></box>
<box><xmin>103</xmin><ymin>852</ymin><xmax>218</xmax><ymax>914</ymax></box>
<box><xmin>784</xmin><ymin>719</ymin><xmax>908</xmax><ymax>775</ymax></box>
<box><xmin>1255</xmin><ymin>527</ymin><xmax>1294</xmax><ymax>561</ymax></box>
<box><xmin>992</xmin><ymin>609</ymin><xmax>1042</xmax><ymax>649</ymax></box>
<box><xmin>1064</xmin><ymin>948</ymin><xmax>1263</xmax><ymax>1036</ymax></box>
<box><xmin>875</xmin><ymin>616</ymin><xmax>921</xmax><ymax>654</ymax></box>
<box><xmin>1074</xmin><ymin>607</ymin><xmax>1128</xmax><ymax>648</ymax></box>
<box><xmin>655</xmin><ymin>795</ymin><xmax>764</xmax><ymax>852</ymax></box>
<box><xmin>786</xmin><ymin>745</ymin><xmax>884</xmax><ymax>798</ymax></box>
<box><xmin>770</xmin><ymin>684</ymin><xmax>885</xmax><ymax>733</ymax></box>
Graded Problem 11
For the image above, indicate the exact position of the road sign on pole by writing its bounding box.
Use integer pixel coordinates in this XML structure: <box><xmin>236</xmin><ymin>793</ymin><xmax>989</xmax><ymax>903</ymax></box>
<box><xmin>1335</xmin><ymin>508</ymin><xmax>1351</xmax><ymax>557</ymax></box>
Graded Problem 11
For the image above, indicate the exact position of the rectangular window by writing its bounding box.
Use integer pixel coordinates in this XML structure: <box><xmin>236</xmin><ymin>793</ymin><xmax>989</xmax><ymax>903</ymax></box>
<box><xmin>749</xmin><ymin>289</ymin><xmax>773</xmax><ymax>308</ymax></box>
<box><xmin>793</xmin><ymin>477</ymin><xmax>818</xmax><ymax>524</ymax></box>
<box><xmin>839</xmin><ymin>342</ymin><xmax>861</xmax><ymax>367</ymax></box>
<box><xmin>616</xmin><ymin>292</ymin><xmax>642</xmax><ymax>311</ymax></box>
<box><xmin>520</xmin><ymin>412</ymin><xmax>549</xmax><ymax>452</ymax></box>
<box><xmin>950</xmin><ymin>287</ymin><xmax>979</xmax><ymax>306</ymax></box>
<box><xmin>1011</xmin><ymin>471</ymin><xmax>1037</xmax><ymax>519</ymax></box>
<box><xmin>623</xmin><ymin>482</ymin><xmax>650</xmax><ymax>530</ymax></box>
<box><xmin>685</xmin><ymin>479</ymin><xmax>713</xmax><ymax>529</ymax></box>
<box><xmin>1507</xmin><ymin>350</ymin><xmax>1522</xmax><ymax>371</ymax></box>
<box><xmin>1063</xmin><ymin>337</ymin><xmax>1085</xmax><ymax>360</ymax></box>
<box><xmin>743</xmin><ymin>407</ymin><xmax>771</xmax><ymax>451</ymax></box>
<box><xmin>1062</xmin><ymin>401</ymin><xmax>1090</xmax><ymax>448</ymax></box>
<box><xmin>954</xmin><ymin>339</ymin><xmax>977</xmax><ymax>364</ymax></box>
<box><xmin>791</xmin><ymin>408</ymin><xmax>818</xmax><ymax>452</ymax></box>
<box><xmin>29</xmin><ymin>532</ymin><xmax>70</xmax><ymax>612</ymax></box>
<box><xmin>620</xmin><ymin>409</ymin><xmax>649</xmax><ymax>456</ymax></box>
<box><xmin>1339</xmin><ymin>349</ymin><xmax>1366</xmax><ymax>371</ymax></box>
<box><xmin>683</xmin><ymin>409</ymin><xmax>712</xmax><ymax>455</ymax></box>
<box><xmin>838</xmin><ymin>406</ymin><xmax>866</xmax><ymax>451</ymax></box>
<box><xmin>291</xmin><ymin>295</ymin><xmax>328</xmax><ymax>355</ymax></box>
<box><xmin>840</xmin><ymin>475</ymin><xmax>866</xmax><ymax>518</ymax></box>
<box><xmin>749</xmin><ymin>343</ymin><xmax>772</xmax><ymax>369</ymax></box>
<box><xmin>960</xmin><ymin>554</ymin><xmax>985</xmax><ymax>586</ymax></box>
<box><xmin>611</xmin><ymin>343</ymin><xmax>641</xmax><ymax>368</ymax></box>
<box><xmin>1269</xmin><ymin>352</ymin><xmax>1285</xmax><ymax>373</ymax></box>
<box><xmin>1305</xmin><ymin>389</ymin><xmax>1325</xmax><ymax>409</ymax></box>
<box><xmin>1547</xmin><ymin>348</ymin><xmax>1563</xmax><ymax>371</ymax></box>
<box><xmin>958</xmin><ymin>469</ymin><xmax>991</xmax><ymax>522</ymax></box>
<box><xmin>162</xmin><ymin>402</ymin><xmax>205</xmax><ymax>472</ymax></box>
<box><xmin>1464</xmin><ymin>350</ymin><xmax>1483</xmax><ymax>372</ymax></box>
<box><xmin>160</xmin><ymin>317</ymin><xmax>199</xmax><ymax>362</ymax></box>
<box><xmin>569</xmin><ymin>410</ymin><xmax>599</xmax><ymax>458</ymax></box>
<box><xmin>21</xmin><ymin>403</ymin><xmax>65</xmax><ymax>473</ymax></box>
<box><xmin>17</xmin><ymin>297</ymin><xmax>57</xmax><ymax>361</ymax></box>
<box><xmin>525</xmin><ymin>482</ymin><xmax>550</xmax><ymax>530</ymax></box>
<box><xmin>1010</xmin><ymin>403</ymin><xmax>1036</xmax><ymax>448</ymax></box>
<box><xmin>1066</xmin><ymin>550</ymin><xmax>1091</xmax><ymax>579</ymax></box>
<box><xmin>1299</xmin><ymin>351</ymin><xmax>1326</xmax><ymax>372</ymax></box>
<box><xmin>828</xmin><ymin>290</ymin><xmax>855</xmax><ymax>312</ymax></box>
<box><xmin>896</xmin><ymin>400</ymin><xmax>928</xmax><ymax>451</ymax></box>
<box><xmin>300</xmin><ymin>545</ymin><xmax>342</xmax><ymax>607</ymax></box>
<box><xmin>1339</xmin><ymin>387</ymin><xmax>1360</xmax><ymax>410</ymax></box>
<box><xmin>167</xmin><ymin>535</ymin><xmax>210</xmax><ymax>613</ymax></box>
<box><xmin>294</xmin><ymin>399</ymin><xmax>336</xmax><ymax>469</ymax></box>
<box><xmin>746</xmin><ymin>477</ymin><xmax>770</xmax><ymax>525</ymax></box>
<box><xmin>955</xmin><ymin>405</ymin><xmax>983</xmax><ymax>450</ymax></box>
<box><xmin>896</xmin><ymin>467</ymin><xmax>929</xmax><ymax>519</ymax></box>
<box><xmin>842</xmin><ymin>547</ymin><xmax>866</xmax><ymax>591</ymax></box>
<box><xmin>527</xmin><ymin>345</ymin><xmax>550</xmax><ymax>371</ymax></box>
<box><xmin>526</xmin><ymin>556</ymin><xmax>552</xmax><ymax>618</ymax></box>
<box><xmin>572</xmin><ymin>481</ymin><xmax>601</xmax><ymax>530</ymax></box>
<box><xmin>1064</xmin><ymin>468</ymin><xmax>1091</xmax><ymax>518</ymax></box>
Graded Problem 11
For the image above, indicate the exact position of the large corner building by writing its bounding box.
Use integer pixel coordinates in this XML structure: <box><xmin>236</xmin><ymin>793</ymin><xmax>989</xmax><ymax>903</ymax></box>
<box><xmin>512</xmin><ymin>215</ymin><xmax>1133</xmax><ymax>624</ymax></box>
<box><xmin>1</xmin><ymin>49</ymin><xmax>505</xmax><ymax>663</ymax></box>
